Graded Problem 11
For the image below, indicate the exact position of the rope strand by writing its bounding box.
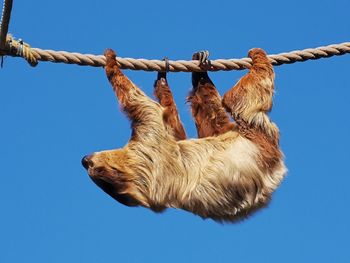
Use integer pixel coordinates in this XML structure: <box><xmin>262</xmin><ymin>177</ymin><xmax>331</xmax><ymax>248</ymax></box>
<box><xmin>22</xmin><ymin>42</ymin><xmax>350</xmax><ymax>71</ymax></box>
<box><xmin>2</xmin><ymin>35</ymin><xmax>349</xmax><ymax>71</ymax></box>
<box><xmin>0</xmin><ymin>1</ymin><xmax>349</xmax><ymax>71</ymax></box>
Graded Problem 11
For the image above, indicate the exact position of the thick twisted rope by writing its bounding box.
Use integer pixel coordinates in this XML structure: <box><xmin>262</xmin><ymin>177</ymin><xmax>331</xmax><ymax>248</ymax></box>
<box><xmin>1</xmin><ymin>1</ymin><xmax>349</xmax><ymax>71</ymax></box>
<box><xmin>1</xmin><ymin>41</ymin><xmax>348</xmax><ymax>71</ymax></box>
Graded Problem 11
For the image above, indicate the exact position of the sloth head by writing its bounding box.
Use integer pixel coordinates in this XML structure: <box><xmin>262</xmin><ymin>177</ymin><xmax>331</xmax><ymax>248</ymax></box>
<box><xmin>82</xmin><ymin>149</ymin><xmax>147</xmax><ymax>207</ymax></box>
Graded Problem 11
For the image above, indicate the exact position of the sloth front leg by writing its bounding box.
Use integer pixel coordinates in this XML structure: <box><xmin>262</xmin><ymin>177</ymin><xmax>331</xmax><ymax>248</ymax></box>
<box><xmin>154</xmin><ymin>70</ymin><xmax>186</xmax><ymax>141</ymax></box>
<box><xmin>104</xmin><ymin>49</ymin><xmax>167</xmax><ymax>140</ymax></box>
<box><xmin>188</xmin><ymin>51</ymin><xmax>234</xmax><ymax>138</ymax></box>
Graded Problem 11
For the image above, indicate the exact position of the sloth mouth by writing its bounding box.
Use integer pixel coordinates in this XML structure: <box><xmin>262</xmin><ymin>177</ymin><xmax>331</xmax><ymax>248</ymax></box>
<box><xmin>91</xmin><ymin>176</ymin><xmax>115</xmax><ymax>197</ymax></box>
<box><xmin>90</xmin><ymin>176</ymin><xmax>138</xmax><ymax>207</ymax></box>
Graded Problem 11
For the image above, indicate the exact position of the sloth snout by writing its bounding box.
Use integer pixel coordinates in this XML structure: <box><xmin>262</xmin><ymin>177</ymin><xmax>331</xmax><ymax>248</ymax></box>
<box><xmin>81</xmin><ymin>155</ymin><xmax>93</xmax><ymax>169</ymax></box>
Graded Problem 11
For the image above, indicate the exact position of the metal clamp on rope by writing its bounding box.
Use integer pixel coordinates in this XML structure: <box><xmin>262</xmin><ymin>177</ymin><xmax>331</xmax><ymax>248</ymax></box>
<box><xmin>164</xmin><ymin>57</ymin><xmax>170</xmax><ymax>72</ymax></box>
<box><xmin>16</xmin><ymin>38</ymin><xmax>24</xmax><ymax>56</ymax></box>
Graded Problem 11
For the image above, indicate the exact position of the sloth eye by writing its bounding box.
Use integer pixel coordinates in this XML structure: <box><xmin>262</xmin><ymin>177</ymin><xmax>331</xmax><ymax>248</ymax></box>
<box><xmin>94</xmin><ymin>167</ymin><xmax>106</xmax><ymax>174</ymax></box>
<box><xmin>110</xmin><ymin>167</ymin><xmax>120</xmax><ymax>172</ymax></box>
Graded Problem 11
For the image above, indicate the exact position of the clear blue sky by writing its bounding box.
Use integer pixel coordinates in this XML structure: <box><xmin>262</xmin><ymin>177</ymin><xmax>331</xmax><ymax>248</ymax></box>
<box><xmin>1</xmin><ymin>0</ymin><xmax>349</xmax><ymax>262</ymax></box>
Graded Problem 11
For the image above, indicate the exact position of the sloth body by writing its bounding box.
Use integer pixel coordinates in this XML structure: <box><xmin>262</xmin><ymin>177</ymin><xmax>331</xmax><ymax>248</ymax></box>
<box><xmin>82</xmin><ymin>48</ymin><xmax>287</xmax><ymax>222</ymax></box>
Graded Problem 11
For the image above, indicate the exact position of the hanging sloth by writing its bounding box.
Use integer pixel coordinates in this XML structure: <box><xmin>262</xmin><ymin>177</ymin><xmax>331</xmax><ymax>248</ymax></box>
<box><xmin>81</xmin><ymin>48</ymin><xmax>287</xmax><ymax>222</ymax></box>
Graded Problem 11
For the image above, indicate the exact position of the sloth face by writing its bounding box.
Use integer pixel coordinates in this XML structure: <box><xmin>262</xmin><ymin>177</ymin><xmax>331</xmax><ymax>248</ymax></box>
<box><xmin>82</xmin><ymin>150</ymin><xmax>141</xmax><ymax>207</ymax></box>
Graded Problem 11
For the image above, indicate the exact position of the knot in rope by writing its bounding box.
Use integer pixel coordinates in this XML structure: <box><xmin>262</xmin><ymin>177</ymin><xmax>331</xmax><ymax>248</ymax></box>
<box><xmin>1</xmin><ymin>34</ymin><xmax>38</xmax><ymax>67</ymax></box>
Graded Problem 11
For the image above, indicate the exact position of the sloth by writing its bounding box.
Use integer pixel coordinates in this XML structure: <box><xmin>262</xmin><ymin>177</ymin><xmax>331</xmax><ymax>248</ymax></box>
<box><xmin>81</xmin><ymin>48</ymin><xmax>287</xmax><ymax>222</ymax></box>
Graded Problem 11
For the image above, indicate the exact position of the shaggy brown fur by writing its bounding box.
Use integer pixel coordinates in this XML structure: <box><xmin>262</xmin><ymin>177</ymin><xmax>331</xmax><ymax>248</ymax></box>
<box><xmin>222</xmin><ymin>48</ymin><xmax>282</xmax><ymax>171</ymax></box>
<box><xmin>82</xmin><ymin>48</ymin><xmax>287</xmax><ymax>222</ymax></box>
<box><xmin>154</xmin><ymin>71</ymin><xmax>186</xmax><ymax>141</ymax></box>
<box><xmin>188</xmin><ymin>52</ymin><xmax>235</xmax><ymax>138</ymax></box>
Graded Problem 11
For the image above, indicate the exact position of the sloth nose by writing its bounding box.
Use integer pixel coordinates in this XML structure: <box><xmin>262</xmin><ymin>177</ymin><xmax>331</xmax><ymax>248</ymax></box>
<box><xmin>82</xmin><ymin>155</ymin><xmax>93</xmax><ymax>169</ymax></box>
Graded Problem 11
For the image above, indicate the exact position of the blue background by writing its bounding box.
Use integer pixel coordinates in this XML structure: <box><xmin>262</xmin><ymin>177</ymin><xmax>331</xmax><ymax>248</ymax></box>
<box><xmin>1</xmin><ymin>0</ymin><xmax>349</xmax><ymax>262</ymax></box>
